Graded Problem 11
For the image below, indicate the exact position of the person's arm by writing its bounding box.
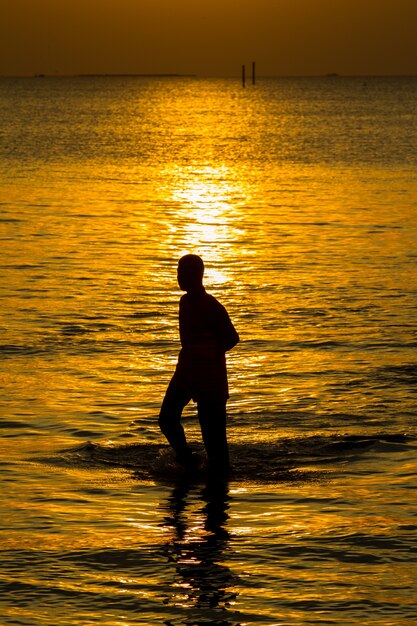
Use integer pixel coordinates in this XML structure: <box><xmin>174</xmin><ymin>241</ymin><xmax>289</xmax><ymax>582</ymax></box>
<box><xmin>215</xmin><ymin>302</ymin><xmax>239</xmax><ymax>352</ymax></box>
<box><xmin>178</xmin><ymin>296</ymin><xmax>189</xmax><ymax>348</ymax></box>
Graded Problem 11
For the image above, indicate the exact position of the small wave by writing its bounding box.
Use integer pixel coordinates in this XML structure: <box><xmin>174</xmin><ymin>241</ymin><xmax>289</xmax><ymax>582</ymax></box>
<box><xmin>0</xmin><ymin>343</ymin><xmax>43</xmax><ymax>356</ymax></box>
<box><xmin>283</xmin><ymin>307</ymin><xmax>329</xmax><ymax>317</ymax></box>
<box><xmin>374</xmin><ymin>363</ymin><xmax>417</xmax><ymax>385</ymax></box>
<box><xmin>33</xmin><ymin>433</ymin><xmax>413</xmax><ymax>484</ymax></box>
<box><xmin>129</xmin><ymin>311</ymin><xmax>163</xmax><ymax>319</ymax></box>
<box><xmin>0</xmin><ymin>419</ymin><xmax>32</xmax><ymax>429</ymax></box>
<box><xmin>59</xmin><ymin>324</ymin><xmax>94</xmax><ymax>336</ymax></box>
<box><xmin>287</xmin><ymin>339</ymin><xmax>347</xmax><ymax>349</ymax></box>
<box><xmin>0</xmin><ymin>263</ymin><xmax>41</xmax><ymax>269</ymax></box>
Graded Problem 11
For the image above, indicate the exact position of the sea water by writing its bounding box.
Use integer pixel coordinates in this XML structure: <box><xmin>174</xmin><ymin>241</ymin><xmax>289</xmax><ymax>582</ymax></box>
<box><xmin>0</xmin><ymin>76</ymin><xmax>416</xmax><ymax>625</ymax></box>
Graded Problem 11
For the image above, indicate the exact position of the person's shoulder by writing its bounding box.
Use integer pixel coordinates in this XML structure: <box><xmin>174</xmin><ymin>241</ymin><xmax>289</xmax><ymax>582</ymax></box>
<box><xmin>205</xmin><ymin>292</ymin><xmax>219</xmax><ymax>304</ymax></box>
<box><xmin>205</xmin><ymin>292</ymin><xmax>226</xmax><ymax>312</ymax></box>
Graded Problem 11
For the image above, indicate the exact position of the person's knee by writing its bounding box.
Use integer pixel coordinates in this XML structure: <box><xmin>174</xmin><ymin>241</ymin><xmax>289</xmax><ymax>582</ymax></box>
<box><xmin>158</xmin><ymin>412</ymin><xmax>166</xmax><ymax>430</ymax></box>
<box><xmin>198</xmin><ymin>403</ymin><xmax>228</xmax><ymax>451</ymax></box>
<box><xmin>159</xmin><ymin>384</ymin><xmax>188</xmax><ymax>426</ymax></box>
<box><xmin>158</xmin><ymin>408</ymin><xmax>175</xmax><ymax>433</ymax></box>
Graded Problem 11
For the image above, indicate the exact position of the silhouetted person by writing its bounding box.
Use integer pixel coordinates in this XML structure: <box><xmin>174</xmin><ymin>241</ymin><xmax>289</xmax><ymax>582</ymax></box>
<box><xmin>159</xmin><ymin>254</ymin><xmax>239</xmax><ymax>477</ymax></box>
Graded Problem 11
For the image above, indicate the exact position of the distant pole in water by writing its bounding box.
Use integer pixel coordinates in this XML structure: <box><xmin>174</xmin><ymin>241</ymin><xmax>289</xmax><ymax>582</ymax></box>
<box><xmin>252</xmin><ymin>61</ymin><xmax>256</xmax><ymax>85</ymax></box>
<box><xmin>242</xmin><ymin>64</ymin><xmax>246</xmax><ymax>88</ymax></box>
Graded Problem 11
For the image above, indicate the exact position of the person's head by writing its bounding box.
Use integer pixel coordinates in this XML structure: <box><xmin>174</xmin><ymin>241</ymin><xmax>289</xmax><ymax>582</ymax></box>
<box><xmin>177</xmin><ymin>254</ymin><xmax>204</xmax><ymax>292</ymax></box>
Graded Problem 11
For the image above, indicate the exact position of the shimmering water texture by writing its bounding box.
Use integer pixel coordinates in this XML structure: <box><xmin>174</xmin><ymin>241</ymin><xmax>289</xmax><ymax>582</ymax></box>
<box><xmin>1</xmin><ymin>76</ymin><xmax>417</xmax><ymax>625</ymax></box>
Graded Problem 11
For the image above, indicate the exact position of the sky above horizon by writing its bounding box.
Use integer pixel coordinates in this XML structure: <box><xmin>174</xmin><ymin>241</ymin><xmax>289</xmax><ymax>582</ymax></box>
<box><xmin>1</xmin><ymin>0</ymin><xmax>417</xmax><ymax>77</ymax></box>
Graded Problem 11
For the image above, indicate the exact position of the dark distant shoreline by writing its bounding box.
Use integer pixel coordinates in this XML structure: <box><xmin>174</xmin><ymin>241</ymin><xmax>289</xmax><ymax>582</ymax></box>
<box><xmin>78</xmin><ymin>73</ymin><xmax>197</xmax><ymax>77</ymax></box>
<box><xmin>29</xmin><ymin>73</ymin><xmax>197</xmax><ymax>79</ymax></box>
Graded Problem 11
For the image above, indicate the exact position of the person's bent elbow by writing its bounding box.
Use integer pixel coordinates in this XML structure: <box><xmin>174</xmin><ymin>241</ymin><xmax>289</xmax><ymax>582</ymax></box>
<box><xmin>224</xmin><ymin>331</ymin><xmax>239</xmax><ymax>352</ymax></box>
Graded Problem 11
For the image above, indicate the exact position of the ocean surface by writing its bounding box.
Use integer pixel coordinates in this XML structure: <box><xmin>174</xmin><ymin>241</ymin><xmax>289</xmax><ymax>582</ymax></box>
<box><xmin>0</xmin><ymin>75</ymin><xmax>416</xmax><ymax>625</ymax></box>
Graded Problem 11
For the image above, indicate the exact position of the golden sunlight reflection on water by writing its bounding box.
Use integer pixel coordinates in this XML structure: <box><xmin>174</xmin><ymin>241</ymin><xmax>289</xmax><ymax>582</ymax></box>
<box><xmin>162</xmin><ymin>163</ymin><xmax>253</xmax><ymax>286</ymax></box>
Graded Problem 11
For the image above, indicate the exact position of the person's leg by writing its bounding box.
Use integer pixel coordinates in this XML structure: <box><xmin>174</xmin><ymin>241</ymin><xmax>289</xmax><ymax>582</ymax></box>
<box><xmin>197</xmin><ymin>400</ymin><xmax>229</xmax><ymax>476</ymax></box>
<box><xmin>159</xmin><ymin>381</ymin><xmax>193</xmax><ymax>465</ymax></box>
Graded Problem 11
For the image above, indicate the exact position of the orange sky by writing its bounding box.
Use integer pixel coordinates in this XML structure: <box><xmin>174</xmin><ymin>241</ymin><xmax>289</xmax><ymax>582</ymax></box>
<box><xmin>1</xmin><ymin>0</ymin><xmax>416</xmax><ymax>76</ymax></box>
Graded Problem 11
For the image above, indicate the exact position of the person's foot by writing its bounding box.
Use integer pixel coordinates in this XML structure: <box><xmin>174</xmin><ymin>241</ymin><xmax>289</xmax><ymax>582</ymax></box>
<box><xmin>176</xmin><ymin>450</ymin><xmax>200</xmax><ymax>473</ymax></box>
<box><xmin>207</xmin><ymin>464</ymin><xmax>230</xmax><ymax>483</ymax></box>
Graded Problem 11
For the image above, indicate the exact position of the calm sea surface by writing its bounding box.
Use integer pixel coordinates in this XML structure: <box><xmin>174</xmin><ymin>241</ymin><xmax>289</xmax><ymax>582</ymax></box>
<box><xmin>1</xmin><ymin>76</ymin><xmax>416</xmax><ymax>625</ymax></box>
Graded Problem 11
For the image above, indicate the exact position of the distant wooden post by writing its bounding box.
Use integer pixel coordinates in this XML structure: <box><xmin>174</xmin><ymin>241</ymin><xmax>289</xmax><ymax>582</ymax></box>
<box><xmin>252</xmin><ymin>61</ymin><xmax>256</xmax><ymax>85</ymax></box>
<box><xmin>242</xmin><ymin>64</ymin><xmax>246</xmax><ymax>88</ymax></box>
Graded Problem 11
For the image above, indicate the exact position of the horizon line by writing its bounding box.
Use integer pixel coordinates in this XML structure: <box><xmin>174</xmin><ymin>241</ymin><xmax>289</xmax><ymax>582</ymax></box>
<box><xmin>1</xmin><ymin>72</ymin><xmax>417</xmax><ymax>79</ymax></box>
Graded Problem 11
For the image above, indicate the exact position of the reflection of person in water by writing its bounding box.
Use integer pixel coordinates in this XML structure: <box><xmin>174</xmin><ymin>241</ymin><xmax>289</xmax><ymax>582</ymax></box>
<box><xmin>159</xmin><ymin>254</ymin><xmax>239</xmax><ymax>476</ymax></box>
<box><xmin>161</xmin><ymin>478</ymin><xmax>238</xmax><ymax>617</ymax></box>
